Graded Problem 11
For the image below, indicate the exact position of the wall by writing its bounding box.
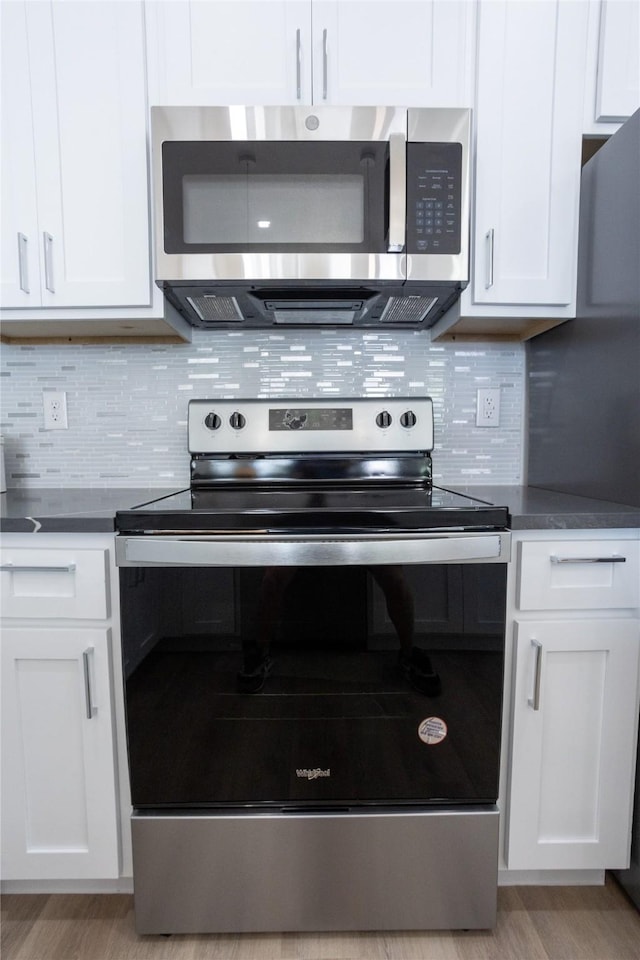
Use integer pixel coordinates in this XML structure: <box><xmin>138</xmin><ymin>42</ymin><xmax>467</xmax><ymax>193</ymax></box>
<box><xmin>0</xmin><ymin>330</ymin><xmax>525</xmax><ymax>489</ymax></box>
<box><xmin>527</xmin><ymin>110</ymin><xmax>640</xmax><ymax>507</ymax></box>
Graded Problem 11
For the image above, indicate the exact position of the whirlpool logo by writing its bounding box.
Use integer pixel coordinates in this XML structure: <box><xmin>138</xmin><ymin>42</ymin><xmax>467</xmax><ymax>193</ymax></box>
<box><xmin>296</xmin><ymin>768</ymin><xmax>331</xmax><ymax>780</ymax></box>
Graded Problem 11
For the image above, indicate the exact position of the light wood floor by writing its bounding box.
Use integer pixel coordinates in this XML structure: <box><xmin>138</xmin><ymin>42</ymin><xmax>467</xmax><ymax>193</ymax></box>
<box><xmin>2</xmin><ymin>875</ymin><xmax>639</xmax><ymax>960</ymax></box>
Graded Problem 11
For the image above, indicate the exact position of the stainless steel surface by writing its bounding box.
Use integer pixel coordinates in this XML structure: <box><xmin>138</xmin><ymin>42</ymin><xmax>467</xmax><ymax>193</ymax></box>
<box><xmin>188</xmin><ymin>397</ymin><xmax>434</xmax><ymax>455</ymax></box>
<box><xmin>529</xmin><ymin>639</ymin><xmax>543</xmax><ymax>711</ymax></box>
<box><xmin>485</xmin><ymin>228</ymin><xmax>494</xmax><ymax>288</ymax></box>
<box><xmin>43</xmin><ymin>232</ymin><xmax>54</xmax><ymax>293</ymax></box>
<box><xmin>295</xmin><ymin>28</ymin><xmax>302</xmax><ymax>100</ymax></box>
<box><xmin>388</xmin><ymin>131</ymin><xmax>407</xmax><ymax>252</ymax></box>
<box><xmin>116</xmin><ymin>531</ymin><xmax>511</xmax><ymax>568</ymax></box>
<box><xmin>82</xmin><ymin>647</ymin><xmax>95</xmax><ymax>720</ymax></box>
<box><xmin>549</xmin><ymin>554</ymin><xmax>627</xmax><ymax>564</ymax></box>
<box><xmin>0</xmin><ymin>562</ymin><xmax>77</xmax><ymax>573</ymax></box>
<box><xmin>131</xmin><ymin>807</ymin><xmax>500</xmax><ymax>933</ymax></box>
<box><xmin>322</xmin><ymin>29</ymin><xmax>328</xmax><ymax>100</ymax></box>
<box><xmin>17</xmin><ymin>233</ymin><xmax>29</xmax><ymax>294</ymax></box>
<box><xmin>152</xmin><ymin>105</ymin><xmax>469</xmax><ymax>287</ymax></box>
<box><xmin>160</xmin><ymin>253</ymin><xmax>407</xmax><ymax>284</ymax></box>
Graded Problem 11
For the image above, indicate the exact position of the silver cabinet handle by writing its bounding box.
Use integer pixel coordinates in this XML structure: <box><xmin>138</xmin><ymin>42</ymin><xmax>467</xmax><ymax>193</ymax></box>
<box><xmin>43</xmin><ymin>232</ymin><xmax>55</xmax><ymax>293</ymax></box>
<box><xmin>295</xmin><ymin>28</ymin><xmax>302</xmax><ymax>100</ymax></box>
<box><xmin>17</xmin><ymin>233</ymin><xmax>29</xmax><ymax>293</ymax></box>
<box><xmin>485</xmin><ymin>228</ymin><xmax>494</xmax><ymax>288</ymax></box>
<box><xmin>550</xmin><ymin>555</ymin><xmax>626</xmax><ymax>564</ymax></box>
<box><xmin>388</xmin><ymin>131</ymin><xmax>407</xmax><ymax>253</ymax></box>
<box><xmin>0</xmin><ymin>562</ymin><xmax>76</xmax><ymax>573</ymax></box>
<box><xmin>82</xmin><ymin>647</ymin><xmax>96</xmax><ymax>719</ymax></box>
<box><xmin>528</xmin><ymin>639</ymin><xmax>543</xmax><ymax>711</ymax></box>
<box><xmin>322</xmin><ymin>28</ymin><xmax>328</xmax><ymax>100</ymax></box>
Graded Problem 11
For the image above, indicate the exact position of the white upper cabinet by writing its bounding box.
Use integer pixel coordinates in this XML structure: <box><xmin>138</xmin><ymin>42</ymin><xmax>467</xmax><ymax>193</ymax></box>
<box><xmin>310</xmin><ymin>1</ymin><xmax>475</xmax><ymax>107</ymax></box>
<box><xmin>0</xmin><ymin>3</ymin><xmax>40</xmax><ymax>309</ymax></box>
<box><xmin>0</xmin><ymin>0</ymin><xmax>151</xmax><ymax>310</ymax></box>
<box><xmin>470</xmin><ymin>0</ymin><xmax>590</xmax><ymax>312</ymax></box>
<box><xmin>145</xmin><ymin>0</ymin><xmax>475</xmax><ymax>107</ymax></box>
<box><xmin>584</xmin><ymin>0</ymin><xmax>640</xmax><ymax>132</ymax></box>
<box><xmin>146</xmin><ymin>1</ymin><xmax>312</xmax><ymax>105</ymax></box>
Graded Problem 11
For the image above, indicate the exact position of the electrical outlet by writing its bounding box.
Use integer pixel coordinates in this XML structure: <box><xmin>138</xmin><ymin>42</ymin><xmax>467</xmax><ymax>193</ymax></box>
<box><xmin>43</xmin><ymin>391</ymin><xmax>68</xmax><ymax>430</ymax></box>
<box><xmin>476</xmin><ymin>387</ymin><xmax>501</xmax><ymax>427</ymax></box>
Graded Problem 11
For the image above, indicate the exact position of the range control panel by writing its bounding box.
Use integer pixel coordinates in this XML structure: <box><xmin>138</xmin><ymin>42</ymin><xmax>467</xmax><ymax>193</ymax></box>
<box><xmin>406</xmin><ymin>141</ymin><xmax>462</xmax><ymax>255</ymax></box>
<box><xmin>189</xmin><ymin>397</ymin><xmax>434</xmax><ymax>455</ymax></box>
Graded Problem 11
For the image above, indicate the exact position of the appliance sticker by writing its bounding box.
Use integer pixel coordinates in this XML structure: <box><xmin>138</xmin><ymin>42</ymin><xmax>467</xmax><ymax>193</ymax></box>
<box><xmin>418</xmin><ymin>717</ymin><xmax>448</xmax><ymax>745</ymax></box>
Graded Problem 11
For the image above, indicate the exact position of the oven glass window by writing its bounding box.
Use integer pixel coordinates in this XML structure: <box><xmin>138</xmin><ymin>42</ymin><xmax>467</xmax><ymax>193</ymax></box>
<box><xmin>120</xmin><ymin>562</ymin><xmax>506</xmax><ymax>810</ymax></box>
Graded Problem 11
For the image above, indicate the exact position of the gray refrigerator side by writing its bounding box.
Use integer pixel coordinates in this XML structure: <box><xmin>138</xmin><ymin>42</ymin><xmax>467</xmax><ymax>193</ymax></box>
<box><xmin>526</xmin><ymin>108</ymin><xmax>640</xmax><ymax>507</ymax></box>
<box><xmin>527</xmin><ymin>109</ymin><xmax>640</xmax><ymax>909</ymax></box>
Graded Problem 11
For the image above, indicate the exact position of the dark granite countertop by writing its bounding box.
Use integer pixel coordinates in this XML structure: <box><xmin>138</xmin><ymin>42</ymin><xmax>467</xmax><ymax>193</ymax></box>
<box><xmin>1</xmin><ymin>485</ymin><xmax>639</xmax><ymax>534</ymax></box>
<box><xmin>0</xmin><ymin>488</ymin><xmax>182</xmax><ymax>533</ymax></box>
<box><xmin>450</xmin><ymin>485</ymin><xmax>640</xmax><ymax>530</ymax></box>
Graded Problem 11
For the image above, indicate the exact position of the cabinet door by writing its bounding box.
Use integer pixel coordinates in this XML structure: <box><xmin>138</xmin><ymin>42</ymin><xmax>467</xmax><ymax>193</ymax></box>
<box><xmin>595</xmin><ymin>0</ymin><xmax>640</xmax><ymax>122</ymax></box>
<box><xmin>471</xmin><ymin>0</ymin><xmax>589</xmax><ymax>309</ymax></box>
<box><xmin>25</xmin><ymin>0</ymin><xmax>151</xmax><ymax>308</ymax></box>
<box><xmin>506</xmin><ymin>618</ymin><xmax>640</xmax><ymax>870</ymax></box>
<box><xmin>0</xmin><ymin>1</ymin><xmax>41</xmax><ymax>307</ymax></box>
<box><xmin>1</xmin><ymin>627</ymin><xmax>119</xmax><ymax>879</ymax></box>
<box><xmin>146</xmin><ymin>0</ymin><xmax>312</xmax><ymax>105</ymax></box>
<box><xmin>311</xmin><ymin>1</ymin><xmax>475</xmax><ymax>107</ymax></box>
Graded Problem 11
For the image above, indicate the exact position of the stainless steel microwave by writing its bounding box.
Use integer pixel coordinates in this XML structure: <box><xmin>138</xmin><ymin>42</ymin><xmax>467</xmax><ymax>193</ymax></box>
<box><xmin>151</xmin><ymin>106</ymin><xmax>470</xmax><ymax>330</ymax></box>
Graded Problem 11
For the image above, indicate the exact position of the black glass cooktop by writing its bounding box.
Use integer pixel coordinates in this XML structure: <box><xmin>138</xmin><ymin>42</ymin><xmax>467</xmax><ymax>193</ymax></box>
<box><xmin>116</xmin><ymin>485</ymin><xmax>509</xmax><ymax>534</ymax></box>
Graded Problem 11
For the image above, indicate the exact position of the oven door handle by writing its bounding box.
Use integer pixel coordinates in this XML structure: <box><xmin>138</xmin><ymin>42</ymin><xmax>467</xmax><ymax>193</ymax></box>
<box><xmin>116</xmin><ymin>533</ymin><xmax>510</xmax><ymax>567</ymax></box>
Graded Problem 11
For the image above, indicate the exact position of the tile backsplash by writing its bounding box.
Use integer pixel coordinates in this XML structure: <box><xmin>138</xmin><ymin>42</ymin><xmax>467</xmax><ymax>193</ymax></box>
<box><xmin>0</xmin><ymin>330</ymin><xmax>524</xmax><ymax>488</ymax></box>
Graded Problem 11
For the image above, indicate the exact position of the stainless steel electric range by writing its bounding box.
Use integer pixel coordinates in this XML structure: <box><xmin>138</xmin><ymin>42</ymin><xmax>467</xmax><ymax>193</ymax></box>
<box><xmin>116</xmin><ymin>397</ymin><xmax>511</xmax><ymax>934</ymax></box>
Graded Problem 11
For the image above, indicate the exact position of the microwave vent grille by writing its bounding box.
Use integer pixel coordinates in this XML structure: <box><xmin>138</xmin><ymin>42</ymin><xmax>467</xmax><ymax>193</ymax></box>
<box><xmin>380</xmin><ymin>296</ymin><xmax>438</xmax><ymax>324</ymax></box>
<box><xmin>186</xmin><ymin>295</ymin><xmax>243</xmax><ymax>323</ymax></box>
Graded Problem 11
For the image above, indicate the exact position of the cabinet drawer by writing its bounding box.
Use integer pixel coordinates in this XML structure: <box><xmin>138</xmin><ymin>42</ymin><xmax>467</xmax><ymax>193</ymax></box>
<box><xmin>517</xmin><ymin>540</ymin><xmax>639</xmax><ymax>610</ymax></box>
<box><xmin>0</xmin><ymin>547</ymin><xmax>109</xmax><ymax>619</ymax></box>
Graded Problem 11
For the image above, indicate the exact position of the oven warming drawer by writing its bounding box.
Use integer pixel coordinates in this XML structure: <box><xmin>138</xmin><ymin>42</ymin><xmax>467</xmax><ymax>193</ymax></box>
<box><xmin>131</xmin><ymin>807</ymin><xmax>499</xmax><ymax>933</ymax></box>
<box><xmin>116</xmin><ymin>531</ymin><xmax>511</xmax><ymax>567</ymax></box>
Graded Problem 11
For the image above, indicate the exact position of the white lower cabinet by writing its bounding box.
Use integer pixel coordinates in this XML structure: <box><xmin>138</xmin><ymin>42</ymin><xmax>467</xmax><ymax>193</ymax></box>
<box><xmin>507</xmin><ymin>617</ymin><xmax>639</xmax><ymax>870</ymax></box>
<box><xmin>504</xmin><ymin>532</ymin><xmax>640</xmax><ymax>872</ymax></box>
<box><xmin>1</xmin><ymin>627</ymin><xmax>119</xmax><ymax>880</ymax></box>
<box><xmin>0</xmin><ymin>534</ymin><xmax>125</xmax><ymax>882</ymax></box>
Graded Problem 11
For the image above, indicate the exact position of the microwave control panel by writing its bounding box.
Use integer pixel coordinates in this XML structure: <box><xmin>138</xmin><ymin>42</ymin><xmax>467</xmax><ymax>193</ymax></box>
<box><xmin>406</xmin><ymin>142</ymin><xmax>462</xmax><ymax>255</ymax></box>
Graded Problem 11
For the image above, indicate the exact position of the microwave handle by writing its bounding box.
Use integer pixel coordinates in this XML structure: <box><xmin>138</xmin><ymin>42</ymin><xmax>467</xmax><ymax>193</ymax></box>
<box><xmin>388</xmin><ymin>132</ymin><xmax>406</xmax><ymax>253</ymax></box>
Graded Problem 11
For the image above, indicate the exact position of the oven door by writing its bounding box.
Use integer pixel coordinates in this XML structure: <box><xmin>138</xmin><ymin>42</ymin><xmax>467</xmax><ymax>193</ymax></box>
<box><xmin>117</xmin><ymin>532</ymin><xmax>509</xmax><ymax>811</ymax></box>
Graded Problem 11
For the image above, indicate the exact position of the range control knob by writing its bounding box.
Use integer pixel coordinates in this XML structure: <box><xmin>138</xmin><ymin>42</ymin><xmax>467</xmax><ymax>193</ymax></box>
<box><xmin>204</xmin><ymin>412</ymin><xmax>222</xmax><ymax>431</ymax></box>
<box><xmin>400</xmin><ymin>410</ymin><xmax>417</xmax><ymax>428</ymax></box>
<box><xmin>229</xmin><ymin>411</ymin><xmax>246</xmax><ymax>430</ymax></box>
<box><xmin>376</xmin><ymin>410</ymin><xmax>392</xmax><ymax>429</ymax></box>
